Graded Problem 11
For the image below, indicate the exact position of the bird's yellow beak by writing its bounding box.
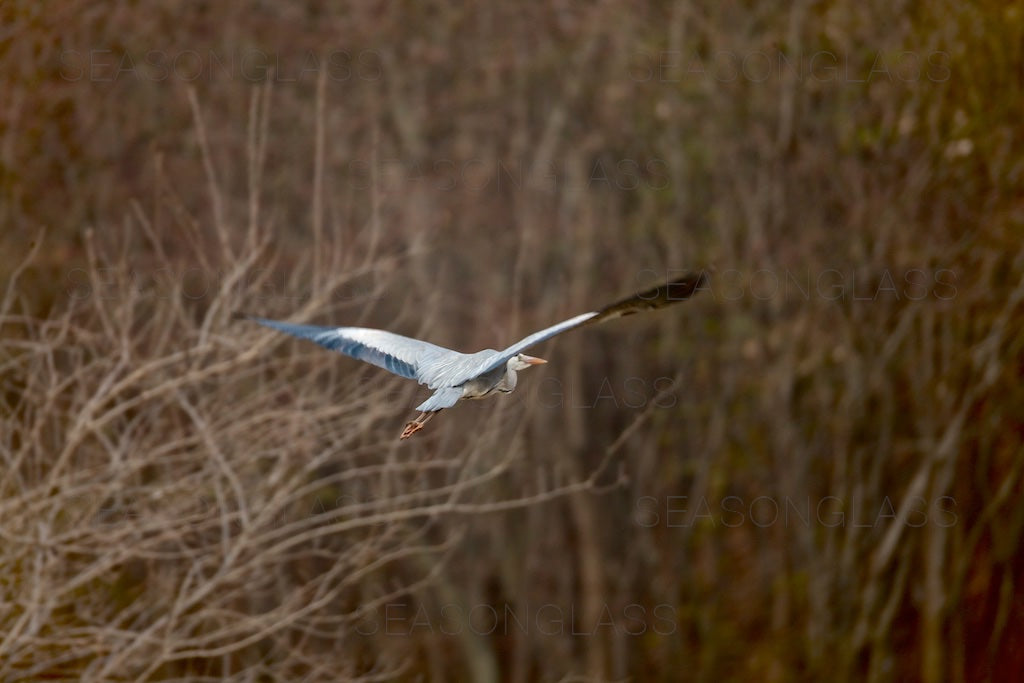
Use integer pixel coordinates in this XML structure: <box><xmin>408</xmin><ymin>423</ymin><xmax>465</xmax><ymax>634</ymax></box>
<box><xmin>522</xmin><ymin>355</ymin><xmax>547</xmax><ymax>365</ymax></box>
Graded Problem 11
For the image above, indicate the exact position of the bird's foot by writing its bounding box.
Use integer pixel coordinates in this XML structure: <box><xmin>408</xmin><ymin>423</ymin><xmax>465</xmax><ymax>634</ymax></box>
<box><xmin>399</xmin><ymin>412</ymin><xmax>435</xmax><ymax>440</ymax></box>
<box><xmin>400</xmin><ymin>421</ymin><xmax>423</xmax><ymax>440</ymax></box>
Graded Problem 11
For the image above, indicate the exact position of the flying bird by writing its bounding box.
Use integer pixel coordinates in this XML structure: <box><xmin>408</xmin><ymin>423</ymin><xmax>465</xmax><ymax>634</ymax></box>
<box><xmin>244</xmin><ymin>272</ymin><xmax>706</xmax><ymax>439</ymax></box>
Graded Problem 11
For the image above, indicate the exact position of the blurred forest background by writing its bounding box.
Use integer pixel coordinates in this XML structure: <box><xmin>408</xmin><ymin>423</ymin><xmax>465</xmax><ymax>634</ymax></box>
<box><xmin>1</xmin><ymin>1</ymin><xmax>1022</xmax><ymax>681</ymax></box>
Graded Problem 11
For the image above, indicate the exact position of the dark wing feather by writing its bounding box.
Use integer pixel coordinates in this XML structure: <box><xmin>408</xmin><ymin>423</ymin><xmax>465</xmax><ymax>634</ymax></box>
<box><xmin>466</xmin><ymin>271</ymin><xmax>707</xmax><ymax>379</ymax></box>
<box><xmin>588</xmin><ymin>271</ymin><xmax>707</xmax><ymax>324</ymax></box>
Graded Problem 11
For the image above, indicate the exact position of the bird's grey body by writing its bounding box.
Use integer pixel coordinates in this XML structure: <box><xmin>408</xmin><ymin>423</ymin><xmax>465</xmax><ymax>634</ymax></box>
<box><xmin>246</xmin><ymin>272</ymin><xmax>706</xmax><ymax>438</ymax></box>
<box><xmin>458</xmin><ymin>357</ymin><xmax>523</xmax><ymax>399</ymax></box>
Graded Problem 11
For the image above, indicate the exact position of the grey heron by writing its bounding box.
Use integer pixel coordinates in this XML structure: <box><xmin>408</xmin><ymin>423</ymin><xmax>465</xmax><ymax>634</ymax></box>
<box><xmin>244</xmin><ymin>272</ymin><xmax>706</xmax><ymax>439</ymax></box>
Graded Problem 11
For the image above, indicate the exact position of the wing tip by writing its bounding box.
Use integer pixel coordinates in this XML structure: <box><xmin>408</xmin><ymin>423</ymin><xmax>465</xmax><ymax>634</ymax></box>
<box><xmin>632</xmin><ymin>270</ymin><xmax>709</xmax><ymax>305</ymax></box>
<box><xmin>662</xmin><ymin>271</ymin><xmax>708</xmax><ymax>300</ymax></box>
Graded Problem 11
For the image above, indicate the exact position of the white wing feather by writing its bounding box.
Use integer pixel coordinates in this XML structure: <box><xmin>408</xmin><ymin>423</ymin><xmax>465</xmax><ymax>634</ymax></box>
<box><xmin>248</xmin><ymin>318</ymin><xmax>494</xmax><ymax>389</ymax></box>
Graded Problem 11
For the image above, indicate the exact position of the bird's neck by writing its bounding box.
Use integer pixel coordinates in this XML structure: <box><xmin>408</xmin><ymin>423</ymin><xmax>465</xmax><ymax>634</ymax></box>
<box><xmin>498</xmin><ymin>365</ymin><xmax>518</xmax><ymax>392</ymax></box>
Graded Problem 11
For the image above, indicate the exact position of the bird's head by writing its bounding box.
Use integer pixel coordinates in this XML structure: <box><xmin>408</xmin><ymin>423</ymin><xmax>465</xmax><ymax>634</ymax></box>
<box><xmin>508</xmin><ymin>354</ymin><xmax>547</xmax><ymax>371</ymax></box>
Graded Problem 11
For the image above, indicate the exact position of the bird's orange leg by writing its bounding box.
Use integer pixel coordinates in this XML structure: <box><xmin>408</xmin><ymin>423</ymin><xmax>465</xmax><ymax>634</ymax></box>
<box><xmin>400</xmin><ymin>411</ymin><xmax>436</xmax><ymax>440</ymax></box>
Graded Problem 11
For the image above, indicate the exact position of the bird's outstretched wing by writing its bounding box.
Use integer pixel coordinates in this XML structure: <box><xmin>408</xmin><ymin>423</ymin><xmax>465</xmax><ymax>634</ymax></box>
<box><xmin>245</xmin><ymin>318</ymin><xmax>482</xmax><ymax>389</ymax></box>
<box><xmin>467</xmin><ymin>272</ymin><xmax>708</xmax><ymax>379</ymax></box>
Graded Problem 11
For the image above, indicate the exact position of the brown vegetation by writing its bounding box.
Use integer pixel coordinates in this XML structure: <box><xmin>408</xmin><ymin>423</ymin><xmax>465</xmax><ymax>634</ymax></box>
<box><xmin>1</xmin><ymin>1</ymin><xmax>1022</xmax><ymax>681</ymax></box>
